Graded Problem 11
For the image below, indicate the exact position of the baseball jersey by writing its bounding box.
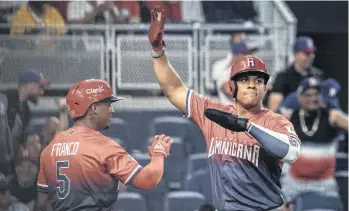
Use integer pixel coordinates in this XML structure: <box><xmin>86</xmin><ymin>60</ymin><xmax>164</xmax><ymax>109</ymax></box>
<box><xmin>185</xmin><ymin>89</ymin><xmax>297</xmax><ymax>211</ymax></box>
<box><xmin>37</xmin><ymin>126</ymin><xmax>142</xmax><ymax>211</ymax></box>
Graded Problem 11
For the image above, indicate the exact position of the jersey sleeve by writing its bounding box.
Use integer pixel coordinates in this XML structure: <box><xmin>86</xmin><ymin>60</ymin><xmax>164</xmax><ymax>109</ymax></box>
<box><xmin>101</xmin><ymin>139</ymin><xmax>142</xmax><ymax>185</ymax></box>
<box><xmin>184</xmin><ymin>89</ymin><xmax>223</xmax><ymax>129</ymax></box>
<box><xmin>37</xmin><ymin>156</ymin><xmax>49</xmax><ymax>193</ymax></box>
<box><xmin>266</xmin><ymin>114</ymin><xmax>301</xmax><ymax>147</ymax></box>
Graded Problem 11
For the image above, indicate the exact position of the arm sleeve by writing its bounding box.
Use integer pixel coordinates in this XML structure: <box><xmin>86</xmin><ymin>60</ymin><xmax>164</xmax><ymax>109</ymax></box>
<box><xmin>37</xmin><ymin>156</ymin><xmax>49</xmax><ymax>193</ymax></box>
<box><xmin>101</xmin><ymin>140</ymin><xmax>142</xmax><ymax>185</ymax></box>
<box><xmin>247</xmin><ymin>115</ymin><xmax>301</xmax><ymax>163</ymax></box>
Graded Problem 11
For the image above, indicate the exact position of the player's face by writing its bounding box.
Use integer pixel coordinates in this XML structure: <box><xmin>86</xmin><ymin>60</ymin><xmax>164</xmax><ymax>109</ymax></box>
<box><xmin>299</xmin><ymin>88</ymin><xmax>320</xmax><ymax>110</ymax></box>
<box><xmin>235</xmin><ymin>73</ymin><xmax>266</xmax><ymax>108</ymax></box>
<box><xmin>95</xmin><ymin>102</ymin><xmax>113</xmax><ymax>130</ymax></box>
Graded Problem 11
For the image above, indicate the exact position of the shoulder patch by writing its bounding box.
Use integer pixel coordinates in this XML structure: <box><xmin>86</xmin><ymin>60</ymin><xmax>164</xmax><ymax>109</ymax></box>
<box><xmin>286</xmin><ymin>126</ymin><xmax>296</xmax><ymax>135</ymax></box>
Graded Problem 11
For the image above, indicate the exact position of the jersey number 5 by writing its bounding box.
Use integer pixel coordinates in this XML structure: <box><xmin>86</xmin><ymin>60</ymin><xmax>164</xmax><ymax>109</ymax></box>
<box><xmin>56</xmin><ymin>161</ymin><xmax>70</xmax><ymax>199</ymax></box>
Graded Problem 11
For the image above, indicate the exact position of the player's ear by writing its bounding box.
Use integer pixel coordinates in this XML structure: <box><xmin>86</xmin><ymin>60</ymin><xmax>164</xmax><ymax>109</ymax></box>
<box><xmin>89</xmin><ymin>104</ymin><xmax>98</xmax><ymax>116</ymax></box>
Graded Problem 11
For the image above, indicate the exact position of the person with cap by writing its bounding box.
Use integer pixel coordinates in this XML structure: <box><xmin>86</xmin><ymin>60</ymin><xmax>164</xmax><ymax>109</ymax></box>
<box><xmin>36</xmin><ymin>79</ymin><xmax>172</xmax><ymax>211</ymax></box>
<box><xmin>149</xmin><ymin>8</ymin><xmax>301</xmax><ymax>210</ymax></box>
<box><xmin>9</xmin><ymin>157</ymin><xmax>39</xmax><ymax>211</ymax></box>
<box><xmin>212</xmin><ymin>41</ymin><xmax>254</xmax><ymax>104</ymax></box>
<box><xmin>278</xmin><ymin>78</ymin><xmax>343</xmax><ymax>114</ymax></box>
<box><xmin>0</xmin><ymin>70</ymin><xmax>49</xmax><ymax>176</ymax></box>
<box><xmin>278</xmin><ymin>77</ymin><xmax>348</xmax><ymax>207</ymax></box>
<box><xmin>268</xmin><ymin>36</ymin><xmax>324</xmax><ymax>112</ymax></box>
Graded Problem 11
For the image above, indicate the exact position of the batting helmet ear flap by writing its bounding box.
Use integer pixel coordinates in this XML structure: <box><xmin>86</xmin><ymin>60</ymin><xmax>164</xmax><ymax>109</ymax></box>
<box><xmin>229</xmin><ymin>80</ymin><xmax>238</xmax><ymax>98</ymax></box>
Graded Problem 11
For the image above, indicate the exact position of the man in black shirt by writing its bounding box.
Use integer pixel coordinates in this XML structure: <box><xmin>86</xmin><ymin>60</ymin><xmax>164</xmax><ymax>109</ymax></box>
<box><xmin>0</xmin><ymin>70</ymin><xmax>50</xmax><ymax>174</ymax></box>
<box><xmin>268</xmin><ymin>36</ymin><xmax>323</xmax><ymax>111</ymax></box>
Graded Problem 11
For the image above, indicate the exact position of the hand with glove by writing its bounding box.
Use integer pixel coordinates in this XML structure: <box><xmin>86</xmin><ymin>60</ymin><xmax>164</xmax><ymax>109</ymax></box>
<box><xmin>204</xmin><ymin>108</ymin><xmax>249</xmax><ymax>132</ymax></box>
<box><xmin>148</xmin><ymin>7</ymin><xmax>166</xmax><ymax>54</ymax></box>
<box><xmin>148</xmin><ymin>134</ymin><xmax>172</xmax><ymax>158</ymax></box>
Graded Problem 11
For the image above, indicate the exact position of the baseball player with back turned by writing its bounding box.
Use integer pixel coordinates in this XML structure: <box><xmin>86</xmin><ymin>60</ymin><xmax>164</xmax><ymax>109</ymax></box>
<box><xmin>148</xmin><ymin>8</ymin><xmax>301</xmax><ymax>211</ymax></box>
<box><xmin>36</xmin><ymin>79</ymin><xmax>172</xmax><ymax>211</ymax></box>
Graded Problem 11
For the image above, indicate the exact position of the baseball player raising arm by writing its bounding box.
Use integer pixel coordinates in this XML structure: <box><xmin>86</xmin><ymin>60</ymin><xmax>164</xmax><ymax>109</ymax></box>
<box><xmin>149</xmin><ymin>8</ymin><xmax>301</xmax><ymax>211</ymax></box>
<box><xmin>37</xmin><ymin>79</ymin><xmax>172</xmax><ymax>211</ymax></box>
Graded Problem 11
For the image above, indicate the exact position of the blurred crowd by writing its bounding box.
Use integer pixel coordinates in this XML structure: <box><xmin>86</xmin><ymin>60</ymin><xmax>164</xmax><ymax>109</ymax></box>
<box><xmin>0</xmin><ymin>70</ymin><xmax>69</xmax><ymax>211</ymax></box>
<box><xmin>0</xmin><ymin>1</ymin><xmax>347</xmax><ymax>211</ymax></box>
<box><xmin>0</xmin><ymin>0</ymin><xmax>259</xmax><ymax>35</ymax></box>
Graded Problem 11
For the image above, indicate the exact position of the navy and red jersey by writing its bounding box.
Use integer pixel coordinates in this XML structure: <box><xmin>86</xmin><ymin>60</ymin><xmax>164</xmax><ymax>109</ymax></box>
<box><xmin>37</xmin><ymin>126</ymin><xmax>142</xmax><ymax>211</ymax></box>
<box><xmin>185</xmin><ymin>89</ymin><xmax>299</xmax><ymax>211</ymax></box>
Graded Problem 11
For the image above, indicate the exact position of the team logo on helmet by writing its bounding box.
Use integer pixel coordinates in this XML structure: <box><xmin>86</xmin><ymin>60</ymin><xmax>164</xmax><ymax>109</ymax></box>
<box><xmin>86</xmin><ymin>86</ymin><xmax>107</xmax><ymax>94</ymax></box>
<box><xmin>247</xmin><ymin>58</ymin><xmax>256</xmax><ymax>68</ymax></box>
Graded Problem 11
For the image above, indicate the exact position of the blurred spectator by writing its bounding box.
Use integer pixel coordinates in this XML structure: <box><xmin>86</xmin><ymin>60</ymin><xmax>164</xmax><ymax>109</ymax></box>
<box><xmin>3</xmin><ymin>70</ymin><xmax>50</xmax><ymax>160</ymax></box>
<box><xmin>280</xmin><ymin>78</ymin><xmax>348</xmax><ymax>203</ymax></box>
<box><xmin>10</xmin><ymin>1</ymin><xmax>66</xmax><ymax>35</ymax></box>
<box><xmin>40</xmin><ymin>98</ymin><xmax>69</xmax><ymax>147</ymax></box>
<box><xmin>142</xmin><ymin>1</ymin><xmax>182</xmax><ymax>23</ymax></box>
<box><xmin>199</xmin><ymin>203</ymin><xmax>216</xmax><ymax>211</ymax></box>
<box><xmin>18</xmin><ymin>133</ymin><xmax>42</xmax><ymax>162</ymax></box>
<box><xmin>0</xmin><ymin>93</ymin><xmax>14</xmax><ymax>176</ymax></box>
<box><xmin>114</xmin><ymin>1</ymin><xmax>141</xmax><ymax>23</ymax></box>
<box><xmin>0</xmin><ymin>174</ymin><xmax>29</xmax><ymax>211</ymax></box>
<box><xmin>202</xmin><ymin>1</ymin><xmax>258</xmax><ymax>23</ymax></box>
<box><xmin>212</xmin><ymin>41</ymin><xmax>254</xmax><ymax>105</ymax></box>
<box><xmin>46</xmin><ymin>1</ymin><xmax>69</xmax><ymax>23</ymax></box>
<box><xmin>185</xmin><ymin>167</ymin><xmax>213</xmax><ymax>204</ymax></box>
<box><xmin>279</xmin><ymin>78</ymin><xmax>342</xmax><ymax>113</ymax></box>
<box><xmin>180</xmin><ymin>0</ymin><xmax>205</xmax><ymax>23</ymax></box>
<box><xmin>67</xmin><ymin>1</ymin><xmax>126</xmax><ymax>24</ymax></box>
<box><xmin>268</xmin><ymin>36</ymin><xmax>323</xmax><ymax>111</ymax></box>
<box><xmin>0</xmin><ymin>1</ymin><xmax>26</xmax><ymax>34</ymax></box>
<box><xmin>9</xmin><ymin>158</ymin><xmax>38</xmax><ymax>211</ymax></box>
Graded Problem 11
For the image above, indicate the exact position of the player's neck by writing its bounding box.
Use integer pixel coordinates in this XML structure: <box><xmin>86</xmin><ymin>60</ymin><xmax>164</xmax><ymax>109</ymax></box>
<box><xmin>236</xmin><ymin>103</ymin><xmax>263</xmax><ymax>117</ymax></box>
<box><xmin>73</xmin><ymin>120</ymin><xmax>98</xmax><ymax>131</ymax></box>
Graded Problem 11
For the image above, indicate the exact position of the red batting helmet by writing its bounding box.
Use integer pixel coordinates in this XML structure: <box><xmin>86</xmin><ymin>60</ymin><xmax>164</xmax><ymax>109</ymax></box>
<box><xmin>229</xmin><ymin>55</ymin><xmax>270</xmax><ymax>98</ymax></box>
<box><xmin>66</xmin><ymin>79</ymin><xmax>123</xmax><ymax>119</ymax></box>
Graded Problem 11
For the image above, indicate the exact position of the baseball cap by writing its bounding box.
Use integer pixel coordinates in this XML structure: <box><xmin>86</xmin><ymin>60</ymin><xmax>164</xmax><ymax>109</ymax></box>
<box><xmin>321</xmin><ymin>79</ymin><xmax>341</xmax><ymax>109</ymax></box>
<box><xmin>18</xmin><ymin>70</ymin><xmax>51</xmax><ymax>87</ymax></box>
<box><xmin>297</xmin><ymin>77</ymin><xmax>321</xmax><ymax>95</ymax></box>
<box><xmin>232</xmin><ymin>41</ymin><xmax>251</xmax><ymax>55</ymax></box>
<box><xmin>293</xmin><ymin>36</ymin><xmax>316</xmax><ymax>54</ymax></box>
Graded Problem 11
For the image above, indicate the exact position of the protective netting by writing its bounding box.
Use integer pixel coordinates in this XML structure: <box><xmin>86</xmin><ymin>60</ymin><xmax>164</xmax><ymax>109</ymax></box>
<box><xmin>115</xmin><ymin>35</ymin><xmax>193</xmax><ymax>89</ymax></box>
<box><xmin>0</xmin><ymin>35</ymin><xmax>105</xmax><ymax>89</ymax></box>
